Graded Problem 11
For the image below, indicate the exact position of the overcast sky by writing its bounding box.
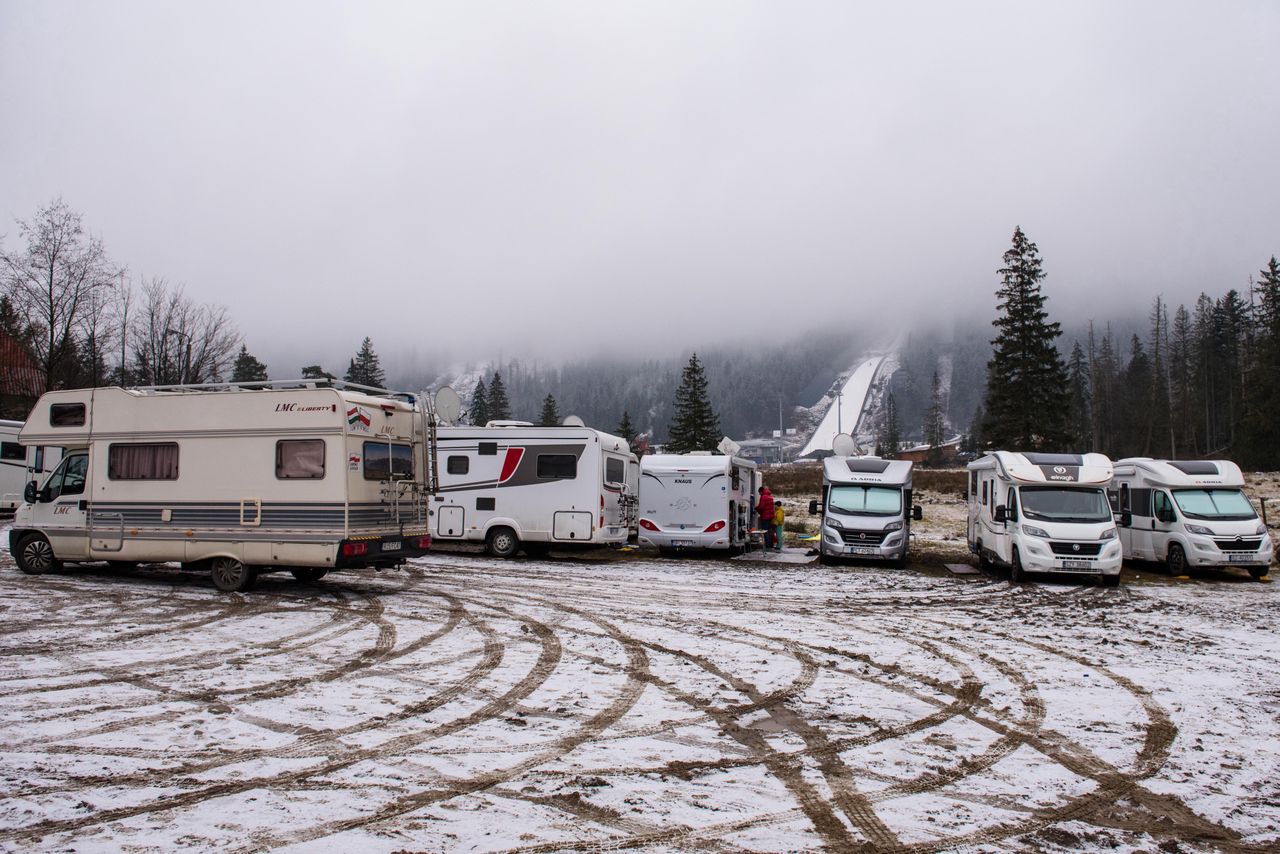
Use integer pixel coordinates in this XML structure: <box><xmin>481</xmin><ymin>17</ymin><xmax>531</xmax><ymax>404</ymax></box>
<box><xmin>2</xmin><ymin>1</ymin><xmax>1277</xmax><ymax>375</ymax></box>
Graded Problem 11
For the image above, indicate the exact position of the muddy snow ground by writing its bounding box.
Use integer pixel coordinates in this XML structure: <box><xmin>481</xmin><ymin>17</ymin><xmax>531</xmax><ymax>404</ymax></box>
<box><xmin>1</xmin><ymin>527</ymin><xmax>1278</xmax><ymax>853</ymax></box>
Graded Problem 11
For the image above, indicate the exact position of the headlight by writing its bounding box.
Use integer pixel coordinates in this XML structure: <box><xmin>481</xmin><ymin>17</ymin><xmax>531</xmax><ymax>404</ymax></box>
<box><xmin>824</xmin><ymin>519</ymin><xmax>841</xmax><ymax>531</ymax></box>
<box><xmin>1185</xmin><ymin>524</ymin><xmax>1214</xmax><ymax>536</ymax></box>
<box><xmin>1099</xmin><ymin>528</ymin><xmax>1116</xmax><ymax>540</ymax></box>
<box><xmin>884</xmin><ymin>520</ymin><xmax>903</xmax><ymax>532</ymax></box>
<box><xmin>1257</xmin><ymin>522</ymin><xmax>1268</xmax><ymax>535</ymax></box>
<box><xmin>1021</xmin><ymin>524</ymin><xmax>1050</xmax><ymax>538</ymax></box>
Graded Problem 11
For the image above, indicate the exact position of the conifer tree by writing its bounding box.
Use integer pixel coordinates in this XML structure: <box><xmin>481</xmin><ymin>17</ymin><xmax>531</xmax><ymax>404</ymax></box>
<box><xmin>963</xmin><ymin>401</ymin><xmax>984</xmax><ymax>453</ymax></box>
<box><xmin>666</xmin><ymin>353</ymin><xmax>720</xmax><ymax>453</ymax></box>
<box><xmin>1065</xmin><ymin>340</ymin><xmax>1091</xmax><ymax>450</ymax></box>
<box><xmin>344</xmin><ymin>337</ymin><xmax>386</xmax><ymax>388</ymax></box>
<box><xmin>230</xmin><ymin>345</ymin><xmax>268</xmax><ymax>382</ymax></box>
<box><xmin>300</xmin><ymin>364</ymin><xmax>335</xmax><ymax>381</ymax></box>
<box><xmin>616</xmin><ymin>410</ymin><xmax>637</xmax><ymax>447</ymax></box>
<box><xmin>1241</xmin><ymin>257</ymin><xmax>1280</xmax><ymax>466</ymax></box>
<box><xmin>468</xmin><ymin>377</ymin><xmax>490</xmax><ymax>426</ymax></box>
<box><xmin>1168</xmin><ymin>305</ymin><xmax>1195</xmax><ymax>456</ymax></box>
<box><xmin>487</xmin><ymin>372</ymin><xmax>511</xmax><ymax>421</ymax></box>
<box><xmin>923</xmin><ymin>371</ymin><xmax>945</xmax><ymax>462</ymax></box>
<box><xmin>982</xmin><ymin>226</ymin><xmax>1069</xmax><ymax>450</ymax></box>
<box><xmin>877</xmin><ymin>391</ymin><xmax>901</xmax><ymax>457</ymax></box>
<box><xmin>539</xmin><ymin>394</ymin><xmax>560</xmax><ymax>426</ymax></box>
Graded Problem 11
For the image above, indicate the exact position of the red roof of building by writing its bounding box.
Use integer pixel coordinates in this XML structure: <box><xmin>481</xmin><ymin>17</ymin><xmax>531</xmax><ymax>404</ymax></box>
<box><xmin>0</xmin><ymin>330</ymin><xmax>45</xmax><ymax>397</ymax></box>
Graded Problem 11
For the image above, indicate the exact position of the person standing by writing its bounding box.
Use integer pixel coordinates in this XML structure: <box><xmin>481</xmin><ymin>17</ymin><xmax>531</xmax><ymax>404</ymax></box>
<box><xmin>756</xmin><ymin>486</ymin><xmax>775</xmax><ymax>550</ymax></box>
<box><xmin>773</xmin><ymin>502</ymin><xmax>786</xmax><ymax>552</ymax></box>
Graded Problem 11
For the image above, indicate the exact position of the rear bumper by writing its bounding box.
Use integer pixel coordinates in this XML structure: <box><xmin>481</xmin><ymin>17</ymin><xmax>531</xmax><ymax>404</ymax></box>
<box><xmin>640</xmin><ymin>530</ymin><xmax>731</xmax><ymax>549</ymax></box>
<box><xmin>335</xmin><ymin>533</ymin><xmax>430</xmax><ymax>569</ymax></box>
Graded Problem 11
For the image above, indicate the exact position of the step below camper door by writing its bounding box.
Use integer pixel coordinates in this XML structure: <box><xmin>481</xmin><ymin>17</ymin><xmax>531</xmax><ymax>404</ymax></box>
<box><xmin>553</xmin><ymin>511</ymin><xmax>593</xmax><ymax>541</ymax></box>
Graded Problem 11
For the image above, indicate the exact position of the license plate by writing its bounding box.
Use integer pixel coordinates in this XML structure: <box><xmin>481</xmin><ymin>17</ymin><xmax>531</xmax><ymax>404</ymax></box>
<box><xmin>671</xmin><ymin>539</ymin><xmax>694</xmax><ymax>547</ymax></box>
<box><xmin>381</xmin><ymin>541</ymin><xmax>402</xmax><ymax>552</ymax></box>
<box><xmin>851</xmin><ymin>547</ymin><xmax>876</xmax><ymax>556</ymax></box>
<box><xmin>1061</xmin><ymin>559</ymin><xmax>1091</xmax><ymax>569</ymax></box>
<box><xmin>1227</xmin><ymin>554</ymin><xmax>1255</xmax><ymax>563</ymax></box>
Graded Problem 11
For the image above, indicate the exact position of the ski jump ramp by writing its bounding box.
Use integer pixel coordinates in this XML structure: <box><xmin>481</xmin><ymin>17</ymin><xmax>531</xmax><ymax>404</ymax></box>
<box><xmin>798</xmin><ymin>354</ymin><xmax>886</xmax><ymax>458</ymax></box>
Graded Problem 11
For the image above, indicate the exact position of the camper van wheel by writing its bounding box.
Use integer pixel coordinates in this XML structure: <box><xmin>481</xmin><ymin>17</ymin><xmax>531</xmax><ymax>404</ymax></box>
<box><xmin>1165</xmin><ymin>543</ymin><xmax>1187</xmax><ymax>576</ymax></box>
<box><xmin>15</xmin><ymin>534</ymin><xmax>61</xmax><ymax>575</ymax></box>
<box><xmin>210</xmin><ymin>557</ymin><xmax>257</xmax><ymax>592</ymax></box>
<box><xmin>291</xmin><ymin>568</ymin><xmax>328</xmax><ymax>583</ymax></box>
<box><xmin>1009</xmin><ymin>547</ymin><xmax>1025</xmax><ymax>583</ymax></box>
<box><xmin>818</xmin><ymin>547</ymin><xmax>834</xmax><ymax>566</ymax></box>
<box><xmin>486</xmin><ymin>527</ymin><xmax>520</xmax><ymax>559</ymax></box>
<box><xmin>1248</xmin><ymin>566</ymin><xmax>1269</xmax><ymax>580</ymax></box>
<box><xmin>1101</xmin><ymin>573</ymin><xmax>1121</xmax><ymax>587</ymax></box>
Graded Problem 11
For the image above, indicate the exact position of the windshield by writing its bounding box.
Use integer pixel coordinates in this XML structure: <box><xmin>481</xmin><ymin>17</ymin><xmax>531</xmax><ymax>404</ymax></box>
<box><xmin>1172</xmin><ymin>488</ymin><xmax>1256</xmax><ymax>521</ymax></box>
<box><xmin>1019</xmin><ymin>486</ymin><xmax>1111</xmax><ymax>523</ymax></box>
<box><xmin>828</xmin><ymin>485</ymin><xmax>902</xmax><ymax>516</ymax></box>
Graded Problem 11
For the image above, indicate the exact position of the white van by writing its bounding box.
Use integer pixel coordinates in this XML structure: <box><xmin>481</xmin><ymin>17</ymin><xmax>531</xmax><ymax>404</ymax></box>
<box><xmin>1</xmin><ymin>420</ymin><xmax>63</xmax><ymax>515</ymax></box>
<box><xmin>1112</xmin><ymin>458</ymin><xmax>1273</xmax><ymax>578</ymax></box>
<box><xmin>9</xmin><ymin>382</ymin><xmax>434</xmax><ymax>591</ymax></box>
<box><xmin>967</xmin><ymin>451</ymin><xmax>1122</xmax><ymax>585</ymax></box>
<box><xmin>809</xmin><ymin>455</ymin><xmax>921</xmax><ymax>567</ymax></box>
<box><xmin>432</xmin><ymin>422</ymin><xmax>637</xmax><ymax>557</ymax></box>
<box><xmin>637</xmin><ymin>453</ymin><xmax>759</xmax><ymax>552</ymax></box>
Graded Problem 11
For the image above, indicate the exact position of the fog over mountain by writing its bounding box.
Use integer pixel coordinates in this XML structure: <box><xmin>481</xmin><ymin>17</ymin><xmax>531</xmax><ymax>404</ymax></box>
<box><xmin>2</xmin><ymin>1</ymin><xmax>1278</xmax><ymax>377</ymax></box>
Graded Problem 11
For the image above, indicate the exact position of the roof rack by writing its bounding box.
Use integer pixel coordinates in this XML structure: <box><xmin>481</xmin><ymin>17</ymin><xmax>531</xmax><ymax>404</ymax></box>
<box><xmin>127</xmin><ymin>379</ymin><xmax>416</xmax><ymax>401</ymax></box>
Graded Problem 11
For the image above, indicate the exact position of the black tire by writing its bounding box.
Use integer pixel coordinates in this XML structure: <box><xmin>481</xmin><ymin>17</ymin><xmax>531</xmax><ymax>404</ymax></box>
<box><xmin>1101</xmin><ymin>572</ymin><xmax>1121</xmax><ymax>588</ymax></box>
<box><xmin>976</xmin><ymin>541</ymin><xmax>991</xmax><ymax>571</ymax></box>
<box><xmin>818</xmin><ymin>546</ymin><xmax>835</xmax><ymax>566</ymax></box>
<box><xmin>485</xmin><ymin>526</ymin><xmax>520</xmax><ymax>559</ymax></box>
<box><xmin>1010</xmin><ymin>547</ymin><xmax>1024</xmax><ymax>583</ymax></box>
<box><xmin>1248</xmin><ymin>565</ymin><xmax>1270</xmax><ymax>580</ymax></box>
<box><xmin>210</xmin><ymin>557</ymin><xmax>257</xmax><ymax>592</ymax></box>
<box><xmin>291</xmin><ymin>567</ymin><xmax>328</xmax><ymax>583</ymax></box>
<box><xmin>15</xmin><ymin>533</ymin><xmax>61</xmax><ymax>575</ymax></box>
<box><xmin>1166</xmin><ymin>543</ymin><xmax>1187</xmax><ymax>576</ymax></box>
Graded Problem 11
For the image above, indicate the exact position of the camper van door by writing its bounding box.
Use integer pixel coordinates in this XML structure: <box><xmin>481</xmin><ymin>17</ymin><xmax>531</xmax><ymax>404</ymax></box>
<box><xmin>33</xmin><ymin>451</ymin><xmax>90</xmax><ymax>559</ymax></box>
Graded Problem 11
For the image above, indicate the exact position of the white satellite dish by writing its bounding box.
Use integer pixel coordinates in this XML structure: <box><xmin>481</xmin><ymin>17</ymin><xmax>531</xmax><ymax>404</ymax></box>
<box><xmin>434</xmin><ymin>386</ymin><xmax>462</xmax><ymax>425</ymax></box>
<box><xmin>831</xmin><ymin>433</ymin><xmax>857</xmax><ymax>457</ymax></box>
<box><xmin>562</xmin><ymin>414</ymin><xmax>585</xmax><ymax>427</ymax></box>
<box><xmin>717</xmin><ymin>436</ymin><xmax>741</xmax><ymax>456</ymax></box>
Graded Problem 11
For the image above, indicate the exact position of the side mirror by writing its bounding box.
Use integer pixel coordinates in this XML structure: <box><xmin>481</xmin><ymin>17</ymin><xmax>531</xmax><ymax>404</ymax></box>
<box><xmin>1120</xmin><ymin>511</ymin><xmax>1132</xmax><ymax>528</ymax></box>
<box><xmin>39</xmin><ymin>485</ymin><xmax>53</xmax><ymax>503</ymax></box>
<box><xmin>994</xmin><ymin>505</ymin><xmax>1007</xmax><ymax>524</ymax></box>
<box><xmin>809</xmin><ymin>500</ymin><xmax>822</xmax><ymax>515</ymax></box>
<box><xmin>912</xmin><ymin>505</ymin><xmax>923</xmax><ymax>521</ymax></box>
<box><xmin>23</xmin><ymin>481</ymin><xmax>37</xmax><ymax>504</ymax></box>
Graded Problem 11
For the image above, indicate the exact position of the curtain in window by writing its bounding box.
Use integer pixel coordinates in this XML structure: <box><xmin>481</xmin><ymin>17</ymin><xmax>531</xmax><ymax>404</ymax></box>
<box><xmin>109</xmin><ymin>444</ymin><xmax>179</xmax><ymax>479</ymax></box>
<box><xmin>278</xmin><ymin>440</ymin><xmax>325</xmax><ymax>478</ymax></box>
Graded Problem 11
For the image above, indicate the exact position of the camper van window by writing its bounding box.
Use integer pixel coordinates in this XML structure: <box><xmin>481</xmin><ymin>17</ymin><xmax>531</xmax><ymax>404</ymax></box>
<box><xmin>108</xmin><ymin>443</ymin><xmax>179</xmax><ymax>480</ymax></box>
<box><xmin>447</xmin><ymin>456</ymin><xmax>469</xmax><ymax>475</ymax></box>
<box><xmin>0</xmin><ymin>442</ymin><xmax>23</xmax><ymax>462</ymax></box>
<box><xmin>276</xmin><ymin>440</ymin><xmax>326</xmax><ymax>479</ymax></box>
<box><xmin>605</xmin><ymin>457</ymin><xmax>625</xmax><ymax>485</ymax></box>
<box><xmin>363</xmin><ymin>442</ymin><xmax>413</xmax><ymax>480</ymax></box>
<box><xmin>47</xmin><ymin>454</ymin><xmax>88</xmax><ymax>498</ymax></box>
<box><xmin>1019</xmin><ymin>486</ymin><xmax>1111</xmax><ymax>523</ymax></box>
<box><xmin>478</xmin><ymin>442</ymin><xmax>497</xmax><ymax>456</ymax></box>
<box><xmin>1172</xmin><ymin>488</ymin><xmax>1257</xmax><ymax>520</ymax></box>
<box><xmin>50</xmin><ymin>403</ymin><xmax>85</xmax><ymax>427</ymax></box>
<box><xmin>731</xmin><ymin>467</ymin><xmax>741</xmax><ymax>489</ymax></box>
<box><xmin>1130</xmin><ymin>488</ymin><xmax>1152</xmax><ymax>517</ymax></box>
<box><xmin>981</xmin><ymin>480</ymin><xmax>989</xmax><ymax>506</ymax></box>
<box><xmin>828</xmin><ymin>485</ymin><xmax>901</xmax><ymax>516</ymax></box>
<box><xmin>537</xmin><ymin>454</ymin><xmax>577</xmax><ymax>480</ymax></box>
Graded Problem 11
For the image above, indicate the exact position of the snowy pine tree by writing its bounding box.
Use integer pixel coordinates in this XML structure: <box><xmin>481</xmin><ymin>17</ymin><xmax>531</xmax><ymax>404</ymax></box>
<box><xmin>982</xmin><ymin>226</ymin><xmax>1069</xmax><ymax>451</ymax></box>
<box><xmin>666</xmin><ymin>353</ymin><xmax>720</xmax><ymax>453</ymax></box>
<box><xmin>539</xmin><ymin>394</ymin><xmax>560</xmax><ymax>426</ymax></box>
<box><xmin>468</xmin><ymin>378</ymin><xmax>490</xmax><ymax>426</ymax></box>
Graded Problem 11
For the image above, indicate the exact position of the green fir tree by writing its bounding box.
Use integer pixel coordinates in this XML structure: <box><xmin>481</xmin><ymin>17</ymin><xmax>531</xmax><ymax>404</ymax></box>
<box><xmin>468</xmin><ymin>377</ymin><xmax>490</xmax><ymax>426</ymax></box>
<box><xmin>616</xmin><ymin>410</ymin><xmax>637</xmax><ymax>448</ymax></box>
<box><xmin>666</xmin><ymin>353</ymin><xmax>720</xmax><ymax>453</ymax></box>
<box><xmin>300</xmin><ymin>364</ymin><xmax>335</xmax><ymax>381</ymax></box>
<box><xmin>539</xmin><ymin>394</ymin><xmax>560</xmax><ymax>426</ymax></box>
<box><xmin>487</xmin><ymin>372</ymin><xmax>511</xmax><ymax>421</ymax></box>
<box><xmin>230</xmin><ymin>345</ymin><xmax>269</xmax><ymax>382</ymax></box>
<box><xmin>344</xmin><ymin>337</ymin><xmax>386</xmax><ymax>388</ymax></box>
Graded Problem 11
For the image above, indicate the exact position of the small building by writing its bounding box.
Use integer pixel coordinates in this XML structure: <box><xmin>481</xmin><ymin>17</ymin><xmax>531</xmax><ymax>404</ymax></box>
<box><xmin>894</xmin><ymin>437</ymin><xmax>962</xmax><ymax>465</ymax></box>
<box><xmin>0</xmin><ymin>330</ymin><xmax>44</xmax><ymax>420</ymax></box>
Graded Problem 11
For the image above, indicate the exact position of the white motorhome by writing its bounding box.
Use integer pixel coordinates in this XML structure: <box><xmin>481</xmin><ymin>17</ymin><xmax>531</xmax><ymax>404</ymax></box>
<box><xmin>1112</xmin><ymin>458</ymin><xmax>1273</xmax><ymax>578</ymax></box>
<box><xmin>637</xmin><ymin>453</ymin><xmax>759</xmax><ymax>552</ymax></box>
<box><xmin>9</xmin><ymin>382</ymin><xmax>434</xmax><ymax>591</ymax></box>
<box><xmin>431</xmin><ymin>422</ymin><xmax>638</xmax><ymax>557</ymax></box>
<box><xmin>809</xmin><ymin>455</ymin><xmax>922</xmax><ymax>567</ymax></box>
<box><xmin>967</xmin><ymin>451</ymin><xmax>1122</xmax><ymax>585</ymax></box>
<box><xmin>2</xmin><ymin>420</ymin><xmax>63</xmax><ymax>515</ymax></box>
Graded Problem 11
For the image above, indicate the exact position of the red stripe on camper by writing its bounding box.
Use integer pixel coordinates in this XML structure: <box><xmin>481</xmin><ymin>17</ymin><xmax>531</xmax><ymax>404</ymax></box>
<box><xmin>499</xmin><ymin>448</ymin><xmax>525</xmax><ymax>483</ymax></box>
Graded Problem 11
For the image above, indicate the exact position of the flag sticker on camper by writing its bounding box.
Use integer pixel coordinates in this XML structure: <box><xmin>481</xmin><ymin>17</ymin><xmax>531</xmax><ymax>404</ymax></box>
<box><xmin>347</xmin><ymin>407</ymin><xmax>371</xmax><ymax>432</ymax></box>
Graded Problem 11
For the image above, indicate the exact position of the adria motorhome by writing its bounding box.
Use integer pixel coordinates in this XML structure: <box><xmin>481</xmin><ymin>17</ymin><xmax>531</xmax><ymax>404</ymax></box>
<box><xmin>967</xmin><ymin>451</ymin><xmax>1122</xmax><ymax>585</ymax></box>
<box><xmin>1112</xmin><ymin>458</ymin><xmax>1273</xmax><ymax>578</ymax></box>
<box><xmin>637</xmin><ymin>453</ymin><xmax>759</xmax><ymax>552</ymax></box>
<box><xmin>431</xmin><ymin>421</ymin><xmax>637</xmax><ymax>557</ymax></box>
<box><xmin>809</xmin><ymin>455</ymin><xmax>921</xmax><ymax>567</ymax></box>
<box><xmin>9</xmin><ymin>382</ymin><xmax>434</xmax><ymax>591</ymax></box>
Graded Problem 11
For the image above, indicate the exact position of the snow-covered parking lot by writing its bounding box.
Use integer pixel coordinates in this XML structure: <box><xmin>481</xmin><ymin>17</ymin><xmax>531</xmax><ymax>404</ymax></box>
<box><xmin>1</xmin><ymin>539</ymin><xmax>1278</xmax><ymax>852</ymax></box>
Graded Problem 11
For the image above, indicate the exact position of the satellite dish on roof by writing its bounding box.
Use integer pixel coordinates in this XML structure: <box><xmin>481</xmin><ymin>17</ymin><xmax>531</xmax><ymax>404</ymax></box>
<box><xmin>717</xmin><ymin>436</ymin><xmax>741</xmax><ymax>457</ymax></box>
<box><xmin>832</xmin><ymin>433</ymin><xmax>857</xmax><ymax>457</ymax></box>
<box><xmin>434</xmin><ymin>387</ymin><xmax>462</xmax><ymax>425</ymax></box>
<box><xmin>562</xmin><ymin>414</ymin><xmax>585</xmax><ymax>427</ymax></box>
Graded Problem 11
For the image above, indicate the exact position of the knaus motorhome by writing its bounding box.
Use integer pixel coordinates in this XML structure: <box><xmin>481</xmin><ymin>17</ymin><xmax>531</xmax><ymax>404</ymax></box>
<box><xmin>808</xmin><ymin>455</ymin><xmax>922</xmax><ymax>567</ymax></box>
<box><xmin>967</xmin><ymin>451</ymin><xmax>1122</xmax><ymax>585</ymax></box>
<box><xmin>9</xmin><ymin>382</ymin><xmax>434</xmax><ymax>591</ymax></box>
<box><xmin>432</xmin><ymin>422</ymin><xmax>637</xmax><ymax>557</ymax></box>
<box><xmin>1</xmin><ymin>420</ymin><xmax>62</xmax><ymax>515</ymax></box>
<box><xmin>637</xmin><ymin>453</ymin><xmax>759</xmax><ymax>552</ymax></box>
<box><xmin>1112</xmin><ymin>458</ymin><xmax>1273</xmax><ymax>578</ymax></box>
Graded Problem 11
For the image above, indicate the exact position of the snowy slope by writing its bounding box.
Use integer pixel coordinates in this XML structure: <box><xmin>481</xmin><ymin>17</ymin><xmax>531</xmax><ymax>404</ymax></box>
<box><xmin>798</xmin><ymin>355</ymin><xmax>885</xmax><ymax>457</ymax></box>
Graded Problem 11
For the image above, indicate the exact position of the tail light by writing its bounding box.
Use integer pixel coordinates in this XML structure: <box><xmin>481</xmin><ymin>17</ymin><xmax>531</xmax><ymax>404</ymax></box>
<box><xmin>412</xmin><ymin>535</ymin><xmax>431</xmax><ymax>549</ymax></box>
<box><xmin>639</xmin><ymin>518</ymin><xmax>659</xmax><ymax>531</ymax></box>
<box><xmin>704</xmin><ymin>520</ymin><xmax>726</xmax><ymax>533</ymax></box>
<box><xmin>341</xmin><ymin>542</ymin><xmax>369</xmax><ymax>558</ymax></box>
